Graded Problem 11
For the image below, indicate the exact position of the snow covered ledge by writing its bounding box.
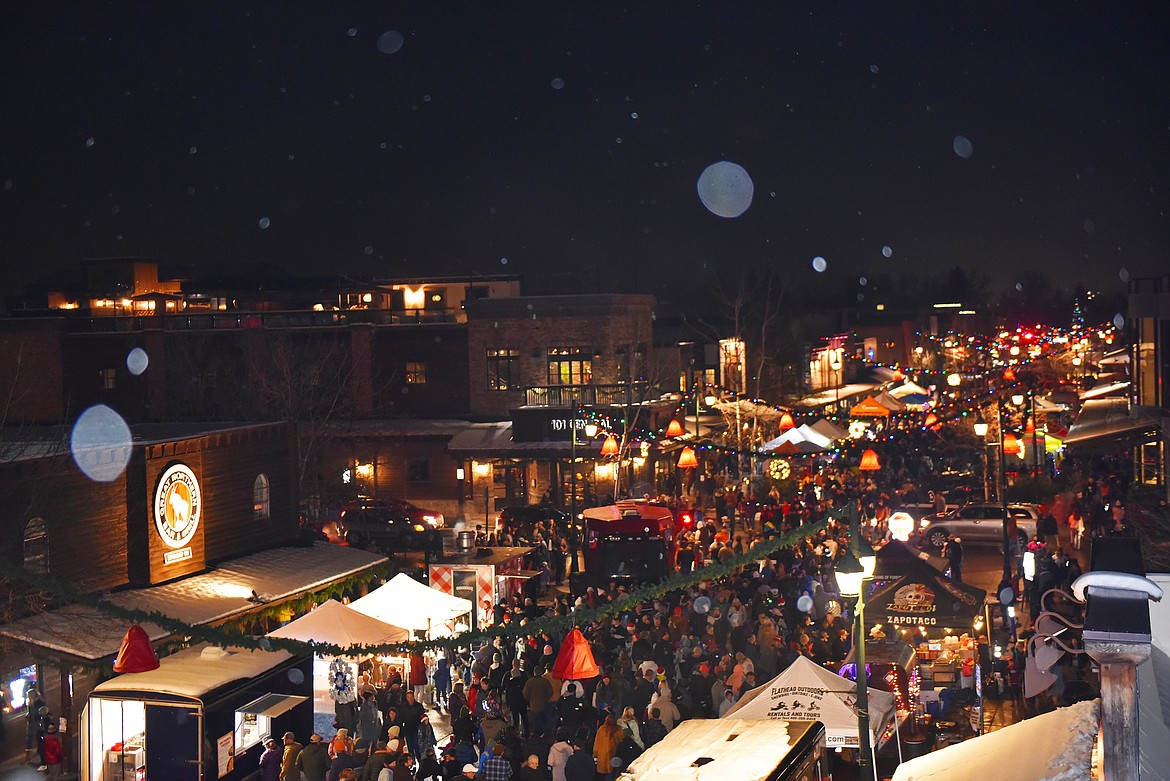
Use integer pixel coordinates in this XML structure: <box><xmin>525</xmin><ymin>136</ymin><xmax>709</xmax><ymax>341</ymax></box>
<box><xmin>1074</xmin><ymin>538</ymin><xmax>1163</xmax><ymax>781</ymax></box>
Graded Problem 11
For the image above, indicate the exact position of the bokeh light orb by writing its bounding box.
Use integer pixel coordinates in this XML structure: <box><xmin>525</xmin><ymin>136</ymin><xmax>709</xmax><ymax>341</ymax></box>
<box><xmin>696</xmin><ymin>161</ymin><xmax>754</xmax><ymax>218</ymax></box>
<box><xmin>377</xmin><ymin>30</ymin><xmax>404</xmax><ymax>54</ymax></box>
<box><xmin>952</xmin><ymin>135</ymin><xmax>973</xmax><ymax>158</ymax></box>
<box><xmin>126</xmin><ymin>347</ymin><xmax>149</xmax><ymax>376</ymax></box>
<box><xmin>70</xmin><ymin>404</ymin><xmax>133</xmax><ymax>483</ymax></box>
<box><xmin>812</xmin><ymin>256</ymin><xmax>827</xmax><ymax>273</ymax></box>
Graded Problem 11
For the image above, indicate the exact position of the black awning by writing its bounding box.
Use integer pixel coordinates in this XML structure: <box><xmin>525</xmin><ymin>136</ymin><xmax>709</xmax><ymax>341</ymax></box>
<box><xmin>1064</xmin><ymin>399</ymin><xmax>1164</xmax><ymax>452</ymax></box>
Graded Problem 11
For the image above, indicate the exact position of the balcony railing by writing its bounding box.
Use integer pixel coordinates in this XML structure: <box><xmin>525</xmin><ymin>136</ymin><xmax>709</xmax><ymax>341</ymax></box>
<box><xmin>523</xmin><ymin>382</ymin><xmax>659</xmax><ymax>407</ymax></box>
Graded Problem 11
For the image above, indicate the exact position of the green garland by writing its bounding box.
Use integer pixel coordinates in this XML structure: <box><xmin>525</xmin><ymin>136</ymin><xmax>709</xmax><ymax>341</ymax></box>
<box><xmin>0</xmin><ymin>520</ymin><xmax>826</xmax><ymax>660</ymax></box>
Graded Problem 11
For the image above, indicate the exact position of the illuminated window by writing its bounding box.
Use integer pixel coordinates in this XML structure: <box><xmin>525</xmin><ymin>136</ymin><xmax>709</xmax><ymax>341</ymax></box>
<box><xmin>23</xmin><ymin>518</ymin><xmax>49</xmax><ymax>574</ymax></box>
<box><xmin>406</xmin><ymin>362</ymin><xmax>427</xmax><ymax>384</ymax></box>
<box><xmin>253</xmin><ymin>474</ymin><xmax>270</xmax><ymax>520</ymax></box>
<box><xmin>547</xmin><ymin>347</ymin><xmax>592</xmax><ymax>385</ymax></box>
<box><xmin>487</xmin><ymin>348</ymin><xmax>518</xmax><ymax>391</ymax></box>
<box><xmin>101</xmin><ymin>368</ymin><xmax>116</xmax><ymax>390</ymax></box>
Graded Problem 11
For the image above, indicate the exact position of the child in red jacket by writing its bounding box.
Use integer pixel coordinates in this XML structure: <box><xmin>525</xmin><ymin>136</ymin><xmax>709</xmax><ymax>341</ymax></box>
<box><xmin>42</xmin><ymin>723</ymin><xmax>64</xmax><ymax>781</ymax></box>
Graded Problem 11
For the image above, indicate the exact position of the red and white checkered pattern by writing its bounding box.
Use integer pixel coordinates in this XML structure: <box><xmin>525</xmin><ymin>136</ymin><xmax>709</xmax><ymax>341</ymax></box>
<box><xmin>477</xmin><ymin>567</ymin><xmax>494</xmax><ymax>629</ymax></box>
<box><xmin>430</xmin><ymin>565</ymin><xmax>453</xmax><ymax>594</ymax></box>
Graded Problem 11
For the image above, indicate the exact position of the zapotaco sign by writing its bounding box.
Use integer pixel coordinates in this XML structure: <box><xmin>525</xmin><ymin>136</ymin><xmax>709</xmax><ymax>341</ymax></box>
<box><xmin>154</xmin><ymin>463</ymin><xmax>201</xmax><ymax>562</ymax></box>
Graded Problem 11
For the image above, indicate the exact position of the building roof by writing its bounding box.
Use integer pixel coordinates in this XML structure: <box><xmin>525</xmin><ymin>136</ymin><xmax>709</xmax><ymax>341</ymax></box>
<box><xmin>429</xmin><ymin>546</ymin><xmax>534</xmax><ymax>568</ymax></box>
<box><xmin>0</xmin><ymin>542</ymin><xmax>387</xmax><ymax>661</ymax></box>
<box><xmin>1064</xmin><ymin>398</ymin><xmax>1164</xmax><ymax>450</ymax></box>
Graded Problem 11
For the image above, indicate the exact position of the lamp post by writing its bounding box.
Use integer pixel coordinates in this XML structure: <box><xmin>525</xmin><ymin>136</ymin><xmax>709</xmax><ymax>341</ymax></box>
<box><xmin>830</xmin><ymin>358</ymin><xmax>842</xmax><ymax>409</ymax></box>
<box><xmin>996</xmin><ymin>399</ymin><xmax>1017</xmax><ymax>634</ymax></box>
<box><xmin>973</xmin><ymin>421</ymin><xmax>989</xmax><ymax>502</ymax></box>
<box><xmin>836</xmin><ymin>499</ymin><xmax>877</xmax><ymax>781</ymax></box>
<box><xmin>568</xmin><ymin>408</ymin><xmax>598</xmax><ymax>575</ymax></box>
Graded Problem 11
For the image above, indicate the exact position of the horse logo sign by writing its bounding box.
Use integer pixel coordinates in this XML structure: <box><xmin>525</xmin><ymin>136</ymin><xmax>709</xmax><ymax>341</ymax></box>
<box><xmin>154</xmin><ymin>463</ymin><xmax>201</xmax><ymax>550</ymax></box>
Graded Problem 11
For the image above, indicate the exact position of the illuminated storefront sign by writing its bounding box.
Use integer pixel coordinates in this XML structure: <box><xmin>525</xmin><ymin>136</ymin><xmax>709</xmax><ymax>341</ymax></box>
<box><xmin>154</xmin><ymin>463</ymin><xmax>201</xmax><ymax>550</ymax></box>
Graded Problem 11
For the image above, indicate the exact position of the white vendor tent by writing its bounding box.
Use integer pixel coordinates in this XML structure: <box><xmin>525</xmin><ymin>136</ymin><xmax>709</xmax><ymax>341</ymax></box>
<box><xmin>349</xmin><ymin>572</ymin><xmax>472</xmax><ymax>632</ymax></box>
<box><xmin>891</xmin><ymin>699</ymin><xmax>1099</xmax><ymax>781</ymax></box>
<box><xmin>888</xmin><ymin>381</ymin><xmax>930</xmax><ymax>399</ymax></box>
<box><xmin>267</xmin><ymin>599</ymin><xmax>409</xmax><ymax>647</ymax></box>
<box><xmin>722</xmin><ymin>655</ymin><xmax>898</xmax><ymax>749</ymax></box>
<box><xmin>808</xmin><ymin>418</ymin><xmax>848</xmax><ymax>442</ymax></box>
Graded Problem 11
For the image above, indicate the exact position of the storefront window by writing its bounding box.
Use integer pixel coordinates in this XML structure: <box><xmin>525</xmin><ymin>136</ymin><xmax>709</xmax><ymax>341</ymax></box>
<box><xmin>547</xmin><ymin>346</ymin><xmax>592</xmax><ymax>385</ymax></box>
<box><xmin>4</xmin><ymin>665</ymin><xmax>38</xmax><ymax>712</ymax></box>
<box><xmin>253</xmin><ymin>474</ymin><xmax>271</xmax><ymax>520</ymax></box>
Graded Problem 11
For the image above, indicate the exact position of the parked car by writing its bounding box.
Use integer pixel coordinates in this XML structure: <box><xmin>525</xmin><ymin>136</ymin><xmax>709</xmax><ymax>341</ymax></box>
<box><xmin>333</xmin><ymin>502</ymin><xmax>442</xmax><ymax>554</ymax></box>
<box><xmin>380</xmin><ymin>497</ymin><xmax>446</xmax><ymax>529</ymax></box>
<box><xmin>918</xmin><ymin>502</ymin><xmax>1041</xmax><ymax>549</ymax></box>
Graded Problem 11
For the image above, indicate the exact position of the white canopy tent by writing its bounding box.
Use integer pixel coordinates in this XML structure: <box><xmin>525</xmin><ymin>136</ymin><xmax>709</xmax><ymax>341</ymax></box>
<box><xmin>808</xmin><ymin>418</ymin><xmax>848</xmax><ymax>442</ymax></box>
<box><xmin>721</xmin><ymin>655</ymin><xmax>898</xmax><ymax>749</ymax></box>
<box><xmin>348</xmin><ymin>572</ymin><xmax>472</xmax><ymax>633</ymax></box>
<box><xmin>267</xmin><ymin>599</ymin><xmax>409</xmax><ymax>647</ymax></box>
<box><xmin>888</xmin><ymin>381</ymin><xmax>930</xmax><ymax>399</ymax></box>
<box><xmin>891</xmin><ymin>699</ymin><xmax>1099</xmax><ymax>781</ymax></box>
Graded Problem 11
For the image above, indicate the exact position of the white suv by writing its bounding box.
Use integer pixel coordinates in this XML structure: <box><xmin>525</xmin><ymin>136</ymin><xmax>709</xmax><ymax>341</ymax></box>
<box><xmin>919</xmin><ymin>502</ymin><xmax>1041</xmax><ymax>549</ymax></box>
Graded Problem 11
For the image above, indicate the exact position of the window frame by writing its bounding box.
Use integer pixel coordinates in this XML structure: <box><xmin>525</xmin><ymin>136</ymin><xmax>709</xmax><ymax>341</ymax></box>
<box><xmin>253</xmin><ymin>473</ymin><xmax>271</xmax><ymax>520</ymax></box>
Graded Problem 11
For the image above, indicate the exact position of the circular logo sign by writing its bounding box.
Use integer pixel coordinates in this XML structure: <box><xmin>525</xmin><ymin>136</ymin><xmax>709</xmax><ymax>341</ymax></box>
<box><xmin>154</xmin><ymin>463</ymin><xmax>201</xmax><ymax>549</ymax></box>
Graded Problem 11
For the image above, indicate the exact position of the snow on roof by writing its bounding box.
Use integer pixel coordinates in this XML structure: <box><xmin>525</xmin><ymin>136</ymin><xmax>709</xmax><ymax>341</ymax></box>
<box><xmin>92</xmin><ymin>644</ymin><xmax>293</xmax><ymax>700</ymax></box>
<box><xmin>890</xmin><ymin>699</ymin><xmax>1099</xmax><ymax>781</ymax></box>
<box><xmin>618</xmin><ymin>719</ymin><xmax>812</xmax><ymax>781</ymax></box>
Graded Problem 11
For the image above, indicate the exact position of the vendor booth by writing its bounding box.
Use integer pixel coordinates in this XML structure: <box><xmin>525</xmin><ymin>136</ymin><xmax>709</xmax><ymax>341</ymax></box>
<box><xmin>267</xmin><ymin>599</ymin><xmax>410</xmax><ymax>723</ymax></box>
<box><xmin>348</xmin><ymin>572</ymin><xmax>473</xmax><ymax>635</ymax></box>
<box><xmin>722</xmin><ymin>655</ymin><xmax>898</xmax><ymax>750</ymax></box>
<box><xmin>426</xmin><ymin>547</ymin><xmax>536</xmax><ymax>630</ymax></box>
<box><xmin>81</xmin><ymin>644</ymin><xmax>311</xmax><ymax>781</ymax></box>
<box><xmin>617</xmin><ymin>718</ymin><xmax>827</xmax><ymax>781</ymax></box>
<box><xmin>864</xmin><ymin>566</ymin><xmax>987</xmax><ymax>639</ymax></box>
<box><xmin>839</xmin><ymin>640</ymin><xmax>920</xmax><ymax>717</ymax></box>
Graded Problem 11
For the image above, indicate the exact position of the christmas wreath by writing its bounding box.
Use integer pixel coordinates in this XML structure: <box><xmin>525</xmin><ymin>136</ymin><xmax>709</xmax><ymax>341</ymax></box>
<box><xmin>328</xmin><ymin>658</ymin><xmax>357</xmax><ymax>703</ymax></box>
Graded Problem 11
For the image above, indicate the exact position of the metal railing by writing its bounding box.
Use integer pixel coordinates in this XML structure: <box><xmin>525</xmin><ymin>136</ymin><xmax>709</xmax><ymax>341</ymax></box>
<box><xmin>523</xmin><ymin>382</ymin><xmax>658</xmax><ymax>407</ymax></box>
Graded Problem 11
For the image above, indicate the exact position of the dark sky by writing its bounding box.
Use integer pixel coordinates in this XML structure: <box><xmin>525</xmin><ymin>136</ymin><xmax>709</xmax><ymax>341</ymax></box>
<box><xmin>2</xmin><ymin>2</ymin><xmax>1167</xmax><ymax>306</ymax></box>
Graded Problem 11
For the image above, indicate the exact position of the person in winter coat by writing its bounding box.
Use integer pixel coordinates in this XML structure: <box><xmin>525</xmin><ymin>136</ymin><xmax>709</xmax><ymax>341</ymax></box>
<box><xmin>296</xmin><ymin>734</ymin><xmax>331</xmax><ymax>781</ymax></box>
<box><xmin>592</xmin><ymin>714</ymin><xmax>624</xmax><ymax>780</ymax></box>
<box><xmin>42</xmin><ymin>724</ymin><xmax>64</xmax><ymax>781</ymax></box>
<box><xmin>563</xmin><ymin>735</ymin><xmax>596</xmax><ymax>781</ymax></box>
<box><xmin>260</xmin><ymin>738</ymin><xmax>282</xmax><ymax>781</ymax></box>
<box><xmin>356</xmin><ymin>692</ymin><xmax>382</xmax><ymax>751</ymax></box>
<box><xmin>648</xmin><ymin>688</ymin><xmax>680</xmax><ymax>732</ymax></box>
<box><xmin>546</xmin><ymin>730</ymin><xmax>574</xmax><ymax>781</ymax></box>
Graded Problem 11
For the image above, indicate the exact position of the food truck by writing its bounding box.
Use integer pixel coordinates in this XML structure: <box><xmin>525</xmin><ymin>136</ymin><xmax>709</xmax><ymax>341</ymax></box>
<box><xmin>577</xmin><ymin>501</ymin><xmax>677</xmax><ymax>592</ymax></box>
<box><xmin>617</xmin><ymin>718</ymin><xmax>827</xmax><ymax>781</ymax></box>
<box><xmin>81</xmin><ymin>644</ymin><xmax>312</xmax><ymax>781</ymax></box>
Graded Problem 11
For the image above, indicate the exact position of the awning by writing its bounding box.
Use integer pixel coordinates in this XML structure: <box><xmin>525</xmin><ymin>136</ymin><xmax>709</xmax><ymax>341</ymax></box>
<box><xmin>498</xmin><ymin>570</ymin><xmax>543</xmax><ymax>580</ymax></box>
<box><xmin>0</xmin><ymin>542</ymin><xmax>388</xmax><ymax>662</ymax></box>
<box><xmin>266</xmin><ymin>599</ymin><xmax>409</xmax><ymax>646</ymax></box>
<box><xmin>850</xmin><ymin>396</ymin><xmax>893</xmax><ymax>417</ymax></box>
<box><xmin>1080</xmin><ymin>380</ymin><xmax>1131</xmax><ymax>400</ymax></box>
<box><xmin>446</xmin><ymin>422</ymin><xmax>601</xmax><ymax>457</ymax></box>
<box><xmin>1064</xmin><ymin>398</ymin><xmax>1164</xmax><ymax>451</ymax></box>
<box><xmin>237</xmin><ymin>692</ymin><xmax>309</xmax><ymax>718</ymax></box>
<box><xmin>864</xmin><ymin>567</ymin><xmax>987</xmax><ymax>630</ymax></box>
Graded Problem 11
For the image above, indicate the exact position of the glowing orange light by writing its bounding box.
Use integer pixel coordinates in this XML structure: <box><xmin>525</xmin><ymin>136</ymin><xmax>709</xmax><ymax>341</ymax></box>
<box><xmin>677</xmin><ymin>447</ymin><xmax>698</xmax><ymax>469</ymax></box>
<box><xmin>924</xmin><ymin>413</ymin><xmax>939</xmax><ymax>430</ymax></box>
<box><xmin>1003</xmin><ymin>433</ymin><xmax>1022</xmax><ymax>455</ymax></box>
<box><xmin>859</xmin><ymin>449</ymin><xmax>881</xmax><ymax>471</ymax></box>
<box><xmin>1003</xmin><ymin>367</ymin><xmax>1016</xmax><ymax>381</ymax></box>
<box><xmin>779</xmin><ymin>412</ymin><xmax>796</xmax><ymax>431</ymax></box>
<box><xmin>600</xmin><ymin>434</ymin><xmax>620</xmax><ymax>458</ymax></box>
<box><xmin>665</xmin><ymin>419</ymin><xmax>685</xmax><ymax>438</ymax></box>
<box><xmin>1025</xmin><ymin>416</ymin><xmax>1035</xmax><ymax>435</ymax></box>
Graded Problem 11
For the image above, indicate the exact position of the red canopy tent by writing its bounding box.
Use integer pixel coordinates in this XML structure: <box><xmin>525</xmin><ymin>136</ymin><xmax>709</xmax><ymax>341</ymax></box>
<box><xmin>552</xmin><ymin>628</ymin><xmax>600</xmax><ymax>681</ymax></box>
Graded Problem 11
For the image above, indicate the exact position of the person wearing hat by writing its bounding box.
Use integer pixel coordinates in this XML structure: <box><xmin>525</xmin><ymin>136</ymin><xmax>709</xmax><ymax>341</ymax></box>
<box><xmin>361</xmin><ymin>739</ymin><xmax>394</xmax><ymax>781</ymax></box>
<box><xmin>460</xmin><ymin>762</ymin><xmax>480</xmax><ymax>779</ymax></box>
<box><xmin>280</xmin><ymin>730</ymin><xmax>303</xmax><ymax>780</ymax></box>
<box><xmin>563</xmin><ymin>733</ymin><xmax>595</xmax><ymax>781</ymax></box>
<box><xmin>259</xmin><ymin>737</ymin><xmax>282</xmax><ymax>781</ymax></box>
<box><xmin>42</xmin><ymin>722</ymin><xmax>63</xmax><ymax>781</ymax></box>
<box><xmin>296</xmin><ymin>733</ymin><xmax>330</xmax><ymax>781</ymax></box>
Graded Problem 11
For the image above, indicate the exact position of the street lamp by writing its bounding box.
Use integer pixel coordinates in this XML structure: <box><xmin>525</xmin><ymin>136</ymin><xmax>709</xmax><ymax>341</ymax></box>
<box><xmin>973</xmin><ymin>421</ymin><xmax>990</xmax><ymax>502</ymax></box>
<box><xmin>830</xmin><ymin>358</ymin><xmax>843</xmax><ymax>408</ymax></box>
<box><xmin>568</xmin><ymin>408</ymin><xmax>598</xmax><ymax>575</ymax></box>
<box><xmin>836</xmin><ymin>499</ymin><xmax>877</xmax><ymax>781</ymax></box>
<box><xmin>996</xmin><ymin>400</ymin><xmax>1017</xmax><ymax>637</ymax></box>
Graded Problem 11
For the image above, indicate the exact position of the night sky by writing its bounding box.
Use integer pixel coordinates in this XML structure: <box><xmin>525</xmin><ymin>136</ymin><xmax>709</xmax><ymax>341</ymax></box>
<box><xmin>2</xmin><ymin>2</ymin><xmax>1167</xmax><ymax>306</ymax></box>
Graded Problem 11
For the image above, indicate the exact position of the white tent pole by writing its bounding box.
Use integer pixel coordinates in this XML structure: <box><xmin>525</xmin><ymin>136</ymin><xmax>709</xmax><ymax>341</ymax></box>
<box><xmin>893</xmin><ymin>710</ymin><xmax>903</xmax><ymax>764</ymax></box>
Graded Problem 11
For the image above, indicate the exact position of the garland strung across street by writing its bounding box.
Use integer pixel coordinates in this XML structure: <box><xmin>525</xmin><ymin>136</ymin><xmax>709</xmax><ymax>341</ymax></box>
<box><xmin>0</xmin><ymin>519</ymin><xmax>828</xmax><ymax>660</ymax></box>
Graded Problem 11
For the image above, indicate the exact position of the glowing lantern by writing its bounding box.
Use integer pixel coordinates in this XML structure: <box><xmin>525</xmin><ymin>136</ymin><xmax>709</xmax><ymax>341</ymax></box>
<box><xmin>600</xmin><ymin>434</ymin><xmax>620</xmax><ymax>457</ymax></box>
<box><xmin>779</xmin><ymin>412</ymin><xmax>796</xmax><ymax>431</ymax></box>
<box><xmin>924</xmin><ymin>413</ymin><xmax>939</xmax><ymax>430</ymax></box>
<box><xmin>1003</xmin><ymin>367</ymin><xmax>1016</xmax><ymax>381</ymax></box>
<box><xmin>677</xmin><ymin>446</ymin><xmax>698</xmax><ymax>469</ymax></box>
<box><xmin>665</xmin><ymin>419</ymin><xmax>684</xmax><ymax>438</ymax></box>
<box><xmin>1025</xmin><ymin>416</ymin><xmax>1035</xmax><ymax>435</ymax></box>
<box><xmin>859</xmin><ymin>448</ymin><xmax>881</xmax><ymax>471</ymax></box>
<box><xmin>1003</xmin><ymin>433</ymin><xmax>1022</xmax><ymax>455</ymax></box>
<box><xmin>887</xmin><ymin>512</ymin><xmax>915</xmax><ymax>542</ymax></box>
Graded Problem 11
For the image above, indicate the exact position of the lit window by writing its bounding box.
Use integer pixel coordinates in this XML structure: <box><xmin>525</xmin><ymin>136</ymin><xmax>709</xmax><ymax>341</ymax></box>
<box><xmin>406</xmin><ymin>362</ymin><xmax>427</xmax><ymax>384</ymax></box>
<box><xmin>487</xmin><ymin>348</ymin><xmax>518</xmax><ymax>391</ymax></box>
<box><xmin>547</xmin><ymin>347</ymin><xmax>592</xmax><ymax>385</ymax></box>
<box><xmin>101</xmin><ymin>368</ymin><xmax>116</xmax><ymax>390</ymax></box>
<box><xmin>253</xmin><ymin>474</ymin><xmax>270</xmax><ymax>520</ymax></box>
<box><xmin>23</xmin><ymin>518</ymin><xmax>49</xmax><ymax>574</ymax></box>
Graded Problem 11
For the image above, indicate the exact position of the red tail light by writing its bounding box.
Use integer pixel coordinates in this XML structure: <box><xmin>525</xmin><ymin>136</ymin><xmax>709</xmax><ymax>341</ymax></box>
<box><xmin>679</xmin><ymin>513</ymin><xmax>693</xmax><ymax>526</ymax></box>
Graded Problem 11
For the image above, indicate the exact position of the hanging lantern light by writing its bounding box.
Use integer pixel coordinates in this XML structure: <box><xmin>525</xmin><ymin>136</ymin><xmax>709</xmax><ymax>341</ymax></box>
<box><xmin>859</xmin><ymin>448</ymin><xmax>881</xmax><ymax>471</ymax></box>
<box><xmin>1003</xmin><ymin>433</ymin><xmax>1022</xmax><ymax>455</ymax></box>
<box><xmin>665</xmin><ymin>419</ymin><xmax>684</xmax><ymax>438</ymax></box>
<box><xmin>600</xmin><ymin>434</ymin><xmax>620</xmax><ymax>458</ymax></box>
<box><xmin>1025</xmin><ymin>416</ymin><xmax>1035</xmax><ymax>435</ymax></box>
<box><xmin>923</xmin><ymin>412</ymin><xmax>939</xmax><ymax>430</ymax></box>
<box><xmin>1003</xmin><ymin>367</ymin><xmax>1016</xmax><ymax>381</ymax></box>
<box><xmin>677</xmin><ymin>446</ymin><xmax>698</xmax><ymax>469</ymax></box>
<box><xmin>779</xmin><ymin>411</ymin><xmax>796</xmax><ymax>431</ymax></box>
